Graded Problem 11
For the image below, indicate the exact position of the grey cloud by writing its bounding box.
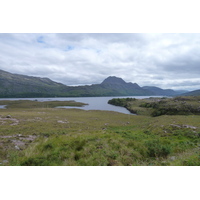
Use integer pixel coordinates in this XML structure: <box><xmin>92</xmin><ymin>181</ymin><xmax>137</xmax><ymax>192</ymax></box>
<box><xmin>155</xmin><ymin>51</ymin><xmax>200</xmax><ymax>79</ymax></box>
<box><xmin>57</xmin><ymin>33</ymin><xmax>147</xmax><ymax>44</ymax></box>
<box><xmin>0</xmin><ymin>33</ymin><xmax>200</xmax><ymax>91</ymax></box>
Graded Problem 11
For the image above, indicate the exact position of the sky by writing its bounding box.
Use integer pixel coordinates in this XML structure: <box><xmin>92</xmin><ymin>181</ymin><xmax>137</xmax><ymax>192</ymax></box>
<box><xmin>0</xmin><ymin>33</ymin><xmax>200</xmax><ymax>91</ymax></box>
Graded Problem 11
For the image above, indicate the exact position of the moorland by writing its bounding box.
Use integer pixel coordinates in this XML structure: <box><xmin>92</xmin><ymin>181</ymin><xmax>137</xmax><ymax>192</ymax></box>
<box><xmin>0</xmin><ymin>96</ymin><xmax>199</xmax><ymax>166</ymax></box>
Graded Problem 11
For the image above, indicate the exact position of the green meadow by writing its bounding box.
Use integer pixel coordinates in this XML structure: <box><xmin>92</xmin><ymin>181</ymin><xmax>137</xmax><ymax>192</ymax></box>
<box><xmin>0</xmin><ymin>98</ymin><xmax>199</xmax><ymax>166</ymax></box>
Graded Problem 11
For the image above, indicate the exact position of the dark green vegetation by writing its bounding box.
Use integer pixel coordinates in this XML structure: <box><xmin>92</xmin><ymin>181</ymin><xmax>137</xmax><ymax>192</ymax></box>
<box><xmin>108</xmin><ymin>96</ymin><xmax>200</xmax><ymax>116</ymax></box>
<box><xmin>0</xmin><ymin>69</ymin><xmax>185</xmax><ymax>97</ymax></box>
<box><xmin>0</xmin><ymin>98</ymin><xmax>199</xmax><ymax>166</ymax></box>
<box><xmin>0</xmin><ymin>69</ymin><xmax>69</xmax><ymax>97</ymax></box>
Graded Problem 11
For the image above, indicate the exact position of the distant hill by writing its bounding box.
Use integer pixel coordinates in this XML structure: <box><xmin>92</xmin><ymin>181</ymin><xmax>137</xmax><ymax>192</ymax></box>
<box><xmin>99</xmin><ymin>76</ymin><xmax>153</xmax><ymax>96</ymax></box>
<box><xmin>55</xmin><ymin>76</ymin><xmax>154</xmax><ymax>97</ymax></box>
<box><xmin>0</xmin><ymin>69</ymin><xmax>69</xmax><ymax>97</ymax></box>
<box><xmin>142</xmin><ymin>86</ymin><xmax>187</xmax><ymax>96</ymax></box>
<box><xmin>181</xmin><ymin>89</ymin><xmax>200</xmax><ymax>96</ymax></box>
<box><xmin>0</xmin><ymin>69</ymin><xmax>189</xmax><ymax>98</ymax></box>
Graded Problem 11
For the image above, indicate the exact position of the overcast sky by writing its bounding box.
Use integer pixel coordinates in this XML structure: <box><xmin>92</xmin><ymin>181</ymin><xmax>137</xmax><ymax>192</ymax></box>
<box><xmin>0</xmin><ymin>33</ymin><xmax>200</xmax><ymax>91</ymax></box>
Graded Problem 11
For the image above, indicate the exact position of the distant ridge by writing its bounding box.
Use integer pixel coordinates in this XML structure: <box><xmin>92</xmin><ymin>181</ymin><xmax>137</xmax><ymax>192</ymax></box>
<box><xmin>181</xmin><ymin>89</ymin><xmax>200</xmax><ymax>96</ymax></box>
<box><xmin>0</xmin><ymin>69</ymin><xmax>187</xmax><ymax>98</ymax></box>
<box><xmin>0</xmin><ymin>69</ymin><xmax>69</xmax><ymax>97</ymax></box>
<box><xmin>142</xmin><ymin>86</ymin><xmax>187</xmax><ymax>96</ymax></box>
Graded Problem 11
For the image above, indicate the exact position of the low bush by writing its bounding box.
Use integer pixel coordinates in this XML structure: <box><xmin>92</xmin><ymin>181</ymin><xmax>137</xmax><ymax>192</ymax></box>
<box><xmin>145</xmin><ymin>139</ymin><xmax>172</xmax><ymax>158</ymax></box>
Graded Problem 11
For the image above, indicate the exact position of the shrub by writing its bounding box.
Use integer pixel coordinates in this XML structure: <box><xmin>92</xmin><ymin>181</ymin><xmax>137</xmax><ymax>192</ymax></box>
<box><xmin>145</xmin><ymin>139</ymin><xmax>172</xmax><ymax>158</ymax></box>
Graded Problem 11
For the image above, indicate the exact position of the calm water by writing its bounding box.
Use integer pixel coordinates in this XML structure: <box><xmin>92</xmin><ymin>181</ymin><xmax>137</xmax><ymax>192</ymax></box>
<box><xmin>0</xmin><ymin>105</ymin><xmax>6</xmax><ymax>109</ymax></box>
<box><xmin>0</xmin><ymin>96</ymin><xmax>162</xmax><ymax>114</ymax></box>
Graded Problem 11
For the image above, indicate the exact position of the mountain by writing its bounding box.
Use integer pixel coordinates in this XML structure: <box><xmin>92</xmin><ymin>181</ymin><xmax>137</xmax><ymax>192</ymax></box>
<box><xmin>142</xmin><ymin>86</ymin><xmax>187</xmax><ymax>96</ymax></box>
<box><xmin>101</xmin><ymin>76</ymin><xmax>127</xmax><ymax>85</ymax></box>
<box><xmin>0</xmin><ymin>69</ymin><xmax>190</xmax><ymax>97</ymax></box>
<box><xmin>100</xmin><ymin>76</ymin><xmax>153</xmax><ymax>96</ymax></box>
<box><xmin>0</xmin><ymin>71</ymin><xmax>154</xmax><ymax>97</ymax></box>
<box><xmin>0</xmin><ymin>69</ymin><xmax>69</xmax><ymax>97</ymax></box>
<box><xmin>54</xmin><ymin>76</ymin><xmax>154</xmax><ymax>97</ymax></box>
<box><xmin>181</xmin><ymin>89</ymin><xmax>200</xmax><ymax>96</ymax></box>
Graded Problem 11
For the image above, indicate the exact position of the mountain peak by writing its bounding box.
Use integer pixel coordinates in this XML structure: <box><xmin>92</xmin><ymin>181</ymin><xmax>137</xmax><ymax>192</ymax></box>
<box><xmin>101</xmin><ymin>76</ymin><xmax>126</xmax><ymax>85</ymax></box>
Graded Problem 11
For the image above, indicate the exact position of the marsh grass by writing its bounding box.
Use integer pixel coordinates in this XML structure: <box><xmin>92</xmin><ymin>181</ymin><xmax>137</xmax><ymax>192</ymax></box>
<box><xmin>0</xmin><ymin>99</ymin><xmax>199</xmax><ymax>166</ymax></box>
<box><xmin>0</xmin><ymin>100</ymin><xmax>86</xmax><ymax>109</ymax></box>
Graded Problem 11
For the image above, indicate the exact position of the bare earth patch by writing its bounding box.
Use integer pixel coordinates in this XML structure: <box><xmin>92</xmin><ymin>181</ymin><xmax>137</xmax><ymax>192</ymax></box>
<box><xmin>0</xmin><ymin>134</ymin><xmax>38</xmax><ymax>151</ymax></box>
<box><xmin>57</xmin><ymin>120</ymin><xmax>68</xmax><ymax>124</ymax></box>
<box><xmin>0</xmin><ymin>116</ymin><xmax>20</xmax><ymax>126</ymax></box>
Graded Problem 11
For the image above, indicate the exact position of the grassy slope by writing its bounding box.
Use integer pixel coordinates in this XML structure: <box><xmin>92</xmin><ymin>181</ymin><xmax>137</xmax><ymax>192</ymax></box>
<box><xmin>0</xmin><ymin>99</ymin><xmax>199</xmax><ymax>166</ymax></box>
<box><xmin>0</xmin><ymin>69</ymin><xmax>69</xmax><ymax>97</ymax></box>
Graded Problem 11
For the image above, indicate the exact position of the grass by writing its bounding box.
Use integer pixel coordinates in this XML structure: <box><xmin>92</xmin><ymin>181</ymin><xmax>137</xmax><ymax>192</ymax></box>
<box><xmin>0</xmin><ymin>100</ymin><xmax>87</xmax><ymax>109</ymax></box>
<box><xmin>0</xmin><ymin>98</ymin><xmax>199</xmax><ymax>166</ymax></box>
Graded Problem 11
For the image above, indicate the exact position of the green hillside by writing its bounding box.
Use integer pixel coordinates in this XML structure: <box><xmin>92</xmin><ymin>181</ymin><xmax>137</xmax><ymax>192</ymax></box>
<box><xmin>0</xmin><ymin>69</ymin><xmax>189</xmax><ymax>97</ymax></box>
<box><xmin>0</xmin><ymin>71</ymin><xmax>153</xmax><ymax>97</ymax></box>
<box><xmin>0</xmin><ymin>69</ymin><xmax>68</xmax><ymax>97</ymax></box>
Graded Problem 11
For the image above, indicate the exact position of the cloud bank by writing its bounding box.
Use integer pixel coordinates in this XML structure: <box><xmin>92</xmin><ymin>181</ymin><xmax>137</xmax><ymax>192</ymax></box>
<box><xmin>0</xmin><ymin>33</ymin><xmax>200</xmax><ymax>90</ymax></box>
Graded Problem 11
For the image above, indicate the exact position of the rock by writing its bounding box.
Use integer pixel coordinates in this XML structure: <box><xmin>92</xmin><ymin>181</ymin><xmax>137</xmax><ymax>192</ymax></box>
<box><xmin>57</xmin><ymin>120</ymin><xmax>68</xmax><ymax>124</ymax></box>
<box><xmin>171</xmin><ymin>124</ymin><xmax>197</xmax><ymax>130</ymax></box>
<box><xmin>15</xmin><ymin>145</ymin><xmax>20</xmax><ymax>150</ymax></box>
<box><xmin>6</xmin><ymin>115</ymin><xmax>11</xmax><ymax>118</ymax></box>
<box><xmin>183</xmin><ymin>125</ymin><xmax>197</xmax><ymax>129</ymax></box>
<box><xmin>17</xmin><ymin>134</ymin><xmax>22</xmax><ymax>137</ymax></box>
<box><xmin>170</xmin><ymin>124</ymin><xmax>181</xmax><ymax>128</ymax></box>
<box><xmin>170</xmin><ymin>156</ymin><xmax>176</xmax><ymax>161</ymax></box>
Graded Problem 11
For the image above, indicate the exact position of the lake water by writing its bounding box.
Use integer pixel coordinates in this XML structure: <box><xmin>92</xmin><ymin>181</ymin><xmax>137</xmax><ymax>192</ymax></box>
<box><xmin>0</xmin><ymin>96</ymin><xmax>162</xmax><ymax>114</ymax></box>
